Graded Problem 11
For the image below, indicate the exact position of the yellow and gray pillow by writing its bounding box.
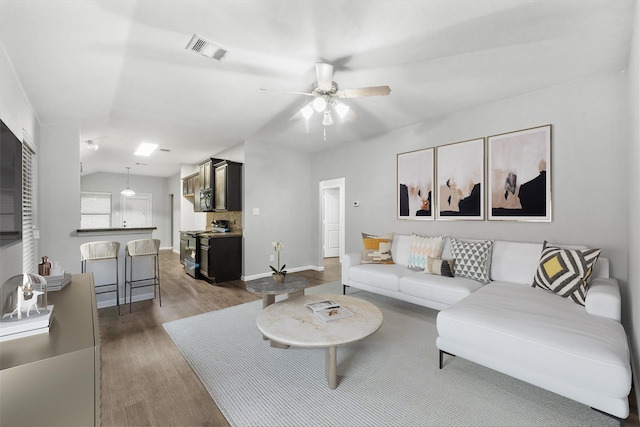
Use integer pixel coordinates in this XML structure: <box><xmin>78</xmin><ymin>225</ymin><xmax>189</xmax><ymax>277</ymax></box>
<box><xmin>532</xmin><ymin>241</ymin><xmax>601</xmax><ymax>305</ymax></box>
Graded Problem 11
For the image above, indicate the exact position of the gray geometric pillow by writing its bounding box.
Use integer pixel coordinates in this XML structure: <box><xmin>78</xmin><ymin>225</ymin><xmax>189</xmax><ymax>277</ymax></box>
<box><xmin>450</xmin><ymin>238</ymin><xmax>494</xmax><ymax>284</ymax></box>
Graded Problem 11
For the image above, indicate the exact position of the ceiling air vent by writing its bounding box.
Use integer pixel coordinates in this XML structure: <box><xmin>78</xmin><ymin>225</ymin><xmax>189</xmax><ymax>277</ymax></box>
<box><xmin>186</xmin><ymin>34</ymin><xmax>228</xmax><ymax>61</ymax></box>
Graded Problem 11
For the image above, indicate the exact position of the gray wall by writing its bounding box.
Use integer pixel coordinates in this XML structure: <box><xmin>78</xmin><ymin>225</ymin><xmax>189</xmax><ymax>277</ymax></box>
<box><xmin>626</xmin><ymin>0</ymin><xmax>640</xmax><ymax>406</ymax></box>
<box><xmin>0</xmin><ymin>44</ymin><xmax>40</xmax><ymax>279</ymax></box>
<box><xmin>311</xmin><ymin>72</ymin><xmax>629</xmax><ymax>280</ymax></box>
<box><xmin>81</xmin><ymin>172</ymin><xmax>172</xmax><ymax>248</ymax></box>
<box><xmin>243</xmin><ymin>141</ymin><xmax>317</xmax><ymax>278</ymax></box>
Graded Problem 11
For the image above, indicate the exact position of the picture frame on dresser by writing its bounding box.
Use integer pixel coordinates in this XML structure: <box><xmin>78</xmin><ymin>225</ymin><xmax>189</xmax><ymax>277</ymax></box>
<box><xmin>397</xmin><ymin>147</ymin><xmax>434</xmax><ymax>220</ymax></box>
<box><xmin>435</xmin><ymin>138</ymin><xmax>485</xmax><ymax>220</ymax></box>
<box><xmin>487</xmin><ymin>124</ymin><xmax>552</xmax><ymax>222</ymax></box>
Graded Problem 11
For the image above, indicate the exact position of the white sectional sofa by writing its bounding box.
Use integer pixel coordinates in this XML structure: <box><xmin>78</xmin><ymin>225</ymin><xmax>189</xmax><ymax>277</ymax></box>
<box><xmin>341</xmin><ymin>234</ymin><xmax>632</xmax><ymax>423</ymax></box>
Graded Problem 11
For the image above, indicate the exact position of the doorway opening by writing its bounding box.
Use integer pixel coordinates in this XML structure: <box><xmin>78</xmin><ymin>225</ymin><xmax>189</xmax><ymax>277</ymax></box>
<box><xmin>320</xmin><ymin>178</ymin><xmax>345</xmax><ymax>260</ymax></box>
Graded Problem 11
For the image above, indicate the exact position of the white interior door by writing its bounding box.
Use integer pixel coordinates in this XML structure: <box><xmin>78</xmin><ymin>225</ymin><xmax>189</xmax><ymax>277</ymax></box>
<box><xmin>122</xmin><ymin>194</ymin><xmax>152</xmax><ymax>227</ymax></box>
<box><xmin>323</xmin><ymin>188</ymin><xmax>341</xmax><ymax>258</ymax></box>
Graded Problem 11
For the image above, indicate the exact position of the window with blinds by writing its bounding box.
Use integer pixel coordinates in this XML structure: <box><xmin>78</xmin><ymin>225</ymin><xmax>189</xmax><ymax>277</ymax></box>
<box><xmin>22</xmin><ymin>141</ymin><xmax>35</xmax><ymax>274</ymax></box>
<box><xmin>81</xmin><ymin>192</ymin><xmax>112</xmax><ymax>229</ymax></box>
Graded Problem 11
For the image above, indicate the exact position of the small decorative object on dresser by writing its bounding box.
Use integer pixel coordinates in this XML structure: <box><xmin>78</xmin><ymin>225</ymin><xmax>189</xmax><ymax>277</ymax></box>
<box><xmin>270</xmin><ymin>241</ymin><xmax>287</xmax><ymax>283</ymax></box>
<box><xmin>0</xmin><ymin>274</ymin><xmax>54</xmax><ymax>341</ymax></box>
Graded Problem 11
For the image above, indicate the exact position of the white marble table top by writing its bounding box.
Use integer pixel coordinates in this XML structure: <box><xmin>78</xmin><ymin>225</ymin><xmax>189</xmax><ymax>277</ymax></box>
<box><xmin>256</xmin><ymin>294</ymin><xmax>383</xmax><ymax>348</ymax></box>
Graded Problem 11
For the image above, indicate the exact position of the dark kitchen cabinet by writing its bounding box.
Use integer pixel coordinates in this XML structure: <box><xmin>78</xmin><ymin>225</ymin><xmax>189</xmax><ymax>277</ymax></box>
<box><xmin>214</xmin><ymin>160</ymin><xmax>242</xmax><ymax>211</ymax></box>
<box><xmin>198</xmin><ymin>235</ymin><xmax>242</xmax><ymax>283</ymax></box>
<box><xmin>199</xmin><ymin>159</ymin><xmax>213</xmax><ymax>190</ymax></box>
<box><xmin>182</xmin><ymin>172</ymin><xmax>199</xmax><ymax>197</ymax></box>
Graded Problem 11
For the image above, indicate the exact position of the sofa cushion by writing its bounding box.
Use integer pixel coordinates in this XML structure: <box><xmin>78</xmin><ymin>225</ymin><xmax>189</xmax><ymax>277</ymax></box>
<box><xmin>400</xmin><ymin>273</ymin><xmax>483</xmax><ymax>306</ymax></box>
<box><xmin>490</xmin><ymin>240</ymin><xmax>543</xmax><ymax>284</ymax></box>
<box><xmin>437</xmin><ymin>282</ymin><xmax>631</xmax><ymax>398</ymax></box>
<box><xmin>407</xmin><ymin>234</ymin><xmax>446</xmax><ymax>269</ymax></box>
<box><xmin>349</xmin><ymin>263</ymin><xmax>409</xmax><ymax>291</ymax></box>
<box><xmin>532</xmin><ymin>242</ymin><xmax>601</xmax><ymax>305</ymax></box>
<box><xmin>391</xmin><ymin>234</ymin><xmax>412</xmax><ymax>266</ymax></box>
<box><xmin>424</xmin><ymin>256</ymin><xmax>455</xmax><ymax>277</ymax></box>
<box><xmin>450</xmin><ymin>238</ymin><xmax>493</xmax><ymax>284</ymax></box>
<box><xmin>361</xmin><ymin>232</ymin><xmax>394</xmax><ymax>264</ymax></box>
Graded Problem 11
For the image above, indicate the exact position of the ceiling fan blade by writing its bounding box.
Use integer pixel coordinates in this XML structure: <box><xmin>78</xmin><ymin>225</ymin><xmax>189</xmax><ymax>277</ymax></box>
<box><xmin>260</xmin><ymin>88</ymin><xmax>314</xmax><ymax>97</ymax></box>
<box><xmin>343</xmin><ymin>108</ymin><xmax>359</xmax><ymax>122</ymax></box>
<box><xmin>289</xmin><ymin>101</ymin><xmax>315</xmax><ymax>121</ymax></box>
<box><xmin>315</xmin><ymin>63</ymin><xmax>334</xmax><ymax>91</ymax></box>
<box><xmin>289</xmin><ymin>109</ymin><xmax>304</xmax><ymax>121</ymax></box>
<box><xmin>336</xmin><ymin>86</ymin><xmax>391</xmax><ymax>98</ymax></box>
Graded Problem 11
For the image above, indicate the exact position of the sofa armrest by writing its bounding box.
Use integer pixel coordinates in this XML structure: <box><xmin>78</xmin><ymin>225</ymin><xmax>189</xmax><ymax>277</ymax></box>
<box><xmin>585</xmin><ymin>277</ymin><xmax>622</xmax><ymax>322</ymax></box>
<box><xmin>341</xmin><ymin>252</ymin><xmax>362</xmax><ymax>285</ymax></box>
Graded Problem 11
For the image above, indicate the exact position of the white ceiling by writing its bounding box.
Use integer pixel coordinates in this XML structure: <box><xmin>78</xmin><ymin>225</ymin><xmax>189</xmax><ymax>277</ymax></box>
<box><xmin>0</xmin><ymin>0</ymin><xmax>635</xmax><ymax>177</ymax></box>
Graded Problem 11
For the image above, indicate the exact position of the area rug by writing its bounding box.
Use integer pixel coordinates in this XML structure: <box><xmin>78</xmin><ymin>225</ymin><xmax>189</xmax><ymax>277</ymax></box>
<box><xmin>163</xmin><ymin>282</ymin><xmax>617</xmax><ymax>427</ymax></box>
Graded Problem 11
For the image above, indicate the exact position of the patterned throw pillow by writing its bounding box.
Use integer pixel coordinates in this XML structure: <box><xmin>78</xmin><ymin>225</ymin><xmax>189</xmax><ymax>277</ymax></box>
<box><xmin>424</xmin><ymin>256</ymin><xmax>455</xmax><ymax>277</ymax></box>
<box><xmin>450</xmin><ymin>238</ymin><xmax>494</xmax><ymax>284</ymax></box>
<box><xmin>361</xmin><ymin>233</ymin><xmax>394</xmax><ymax>264</ymax></box>
<box><xmin>407</xmin><ymin>234</ymin><xmax>446</xmax><ymax>269</ymax></box>
<box><xmin>532</xmin><ymin>241</ymin><xmax>601</xmax><ymax>305</ymax></box>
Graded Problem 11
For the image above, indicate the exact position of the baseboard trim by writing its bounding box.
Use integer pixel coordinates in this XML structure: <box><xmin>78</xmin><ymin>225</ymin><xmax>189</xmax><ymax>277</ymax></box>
<box><xmin>96</xmin><ymin>291</ymin><xmax>155</xmax><ymax>310</ymax></box>
<box><xmin>242</xmin><ymin>265</ymin><xmax>324</xmax><ymax>282</ymax></box>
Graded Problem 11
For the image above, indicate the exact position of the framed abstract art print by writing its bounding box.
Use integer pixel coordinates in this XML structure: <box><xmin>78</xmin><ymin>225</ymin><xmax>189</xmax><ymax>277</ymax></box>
<box><xmin>487</xmin><ymin>125</ymin><xmax>552</xmax><ymax>221</ymax></box>
<box><xmin>435</xmin><ymin>138</ymin><xmax>485</xmax><ymax>220</ymax></box>
<box><xmin>397</xmin><ymin>148</ymin><xmax>434</xmax><ymax>220</ymax></box>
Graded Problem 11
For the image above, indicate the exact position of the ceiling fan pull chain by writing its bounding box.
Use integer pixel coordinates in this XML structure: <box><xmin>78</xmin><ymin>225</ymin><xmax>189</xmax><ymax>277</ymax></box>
<box><xmin>323</xmin><ymin>127</ymin><xmax>327</xmax><ymax>142</ymax></box>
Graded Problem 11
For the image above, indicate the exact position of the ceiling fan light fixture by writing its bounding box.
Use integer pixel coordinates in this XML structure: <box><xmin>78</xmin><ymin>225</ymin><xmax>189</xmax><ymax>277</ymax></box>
<box><xmin>333</xmin><ymin>101</ymin><xmax>350</xmax><ymax>119</ymax></box>
<box><xmin>322</xmin><ymin>110</ymin><xmax>334</xmax><ymax>126</ymax></box>
<box><xmin>312</xmin><ymin>97</ymin><xmax>327</xmax><ymax>113</ymax></box>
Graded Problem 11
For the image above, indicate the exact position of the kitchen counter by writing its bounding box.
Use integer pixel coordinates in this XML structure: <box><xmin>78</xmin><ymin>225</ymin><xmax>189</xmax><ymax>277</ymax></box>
<box><xmin>198</xmin><ymin>231</ymin><xmax>242</xmax><ymax>238</ymax></box>
<box><xmin>76</xmin><ymin>226</ymin><xmax>157</xmax><ymax>235</ymax></box>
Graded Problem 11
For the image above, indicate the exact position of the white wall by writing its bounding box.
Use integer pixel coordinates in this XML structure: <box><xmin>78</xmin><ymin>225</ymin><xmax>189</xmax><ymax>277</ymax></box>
<box><xmin>626</xmin><ymin>0</ymin><xmax>640</xmax><ymax>407</ymax></box>
<box><xmin>0</xmin><ymin>43</ymin><xmax>40</xmax><ymax>280</ymax></box>
<box><xmin>169</xmin><ymin>171</ymin><xmax>181</xmax><ymax>253</ymax></box>
<box><xmin>81</xmin><ymin>172</ymin><xmax>172</xmax><ymax>248</ymax></box>
<box><xmin>243</xmin><ymin>141</ymin><xmax>317</xmax><ymax>278</ymax></box>
<box><xmin>39</xmin><ymin>120</ymin><xmax>82</xmax><ymax>275</ymax></box>
<box><xmin>179</xmin><ymin>163</ymin><xmax>207</xmax><ymax>232</ymax></box>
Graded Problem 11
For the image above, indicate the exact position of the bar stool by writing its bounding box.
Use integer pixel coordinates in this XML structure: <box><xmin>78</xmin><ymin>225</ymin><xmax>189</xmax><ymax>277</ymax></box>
<box><xmin>125</xmin><ymin>239</ymin><xmax>161</xmax><ymax>313</ymax></box>
<box><xmin>80</xmin><ymin>241</ymin><xmax>121</xmax><ymax>315</ymax></box>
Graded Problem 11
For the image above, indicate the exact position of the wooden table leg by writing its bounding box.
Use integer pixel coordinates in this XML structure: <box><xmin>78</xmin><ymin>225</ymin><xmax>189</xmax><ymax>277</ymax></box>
<box><xmin>326</xmin><ymin>346</ymin><xmax>338</xmax><ymax>389</ymax></box>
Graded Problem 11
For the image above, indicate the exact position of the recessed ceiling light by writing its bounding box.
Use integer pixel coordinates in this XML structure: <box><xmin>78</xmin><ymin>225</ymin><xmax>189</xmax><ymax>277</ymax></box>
<box><xmin>135</xmin><ymin>142</ymin><xmax>158</xmax><ymax>157</ymax></box>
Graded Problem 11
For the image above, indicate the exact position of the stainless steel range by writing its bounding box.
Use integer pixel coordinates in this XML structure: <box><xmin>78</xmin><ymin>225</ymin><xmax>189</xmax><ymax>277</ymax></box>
<box><xmin>180</xmin><ymin>231</ymin><xmax>205</xmax><ymax>278</ymax></box>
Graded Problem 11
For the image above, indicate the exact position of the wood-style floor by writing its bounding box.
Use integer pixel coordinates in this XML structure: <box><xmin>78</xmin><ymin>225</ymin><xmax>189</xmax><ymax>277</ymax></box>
<box><xmin>99</xmin><ymin>250</ymin><xmax>638</xmax><ymax>427</ymax></box>
<box><xmin>99</xmin><ymin>250</ymin><xmax>341</xmax><ymax>426</ymax></box>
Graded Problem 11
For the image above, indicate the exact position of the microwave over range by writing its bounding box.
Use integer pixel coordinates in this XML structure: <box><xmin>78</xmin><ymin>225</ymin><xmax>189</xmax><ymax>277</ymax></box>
<box><xmin>200</xmin><ymin>188</ymin><xmax>214</xmax><ymax>211</ymax></box>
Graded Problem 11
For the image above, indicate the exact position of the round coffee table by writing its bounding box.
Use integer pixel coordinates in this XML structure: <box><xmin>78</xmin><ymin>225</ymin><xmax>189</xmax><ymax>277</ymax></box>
<box><xmin>246</xmin><ymin>274</ymin><xmax>309</xmax><ymax>309</ymax></box>
<box><xmin>246</xmin><ymin>274</ymin><xmax>309</xmax><ymax>348</ymax></box>
<box><xmin>256</xmin><ymin>294</ymin><xmax>383</xmax><ymax>389</ymax></box>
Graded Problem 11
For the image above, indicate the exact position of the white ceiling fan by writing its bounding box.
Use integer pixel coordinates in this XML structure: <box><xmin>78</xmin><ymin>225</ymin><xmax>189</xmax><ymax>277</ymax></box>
<box><xmin>262</xmin><ymin>62</ymin><xmax>391</xmax><ymax>127</ymax></box>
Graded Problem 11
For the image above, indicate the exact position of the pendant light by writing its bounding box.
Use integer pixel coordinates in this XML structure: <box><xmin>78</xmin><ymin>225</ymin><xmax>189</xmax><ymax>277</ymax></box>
<box><xmin>120</xmin><ymin>167</ymin><xmax>136</xmax><ymax>197</ymax></box>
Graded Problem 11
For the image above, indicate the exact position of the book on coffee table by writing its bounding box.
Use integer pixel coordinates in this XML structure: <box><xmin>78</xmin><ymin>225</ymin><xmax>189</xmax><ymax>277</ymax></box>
<box><xmin>305</xmin><ymin>300</ymin><xmax>340</xmax><ymax>312</ymax></box>
<box><xmin>305</xmin><ymin>300</ymin><xmax>353</xmax><ymax>322</ymax></box>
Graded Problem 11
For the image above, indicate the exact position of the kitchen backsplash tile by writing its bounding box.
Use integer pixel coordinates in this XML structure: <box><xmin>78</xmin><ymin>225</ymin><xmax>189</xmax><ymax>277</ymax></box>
<box><xmin>207</xmin><ymin>211</ymin><xmax>242</xmax><ymax>232</ymax></box>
